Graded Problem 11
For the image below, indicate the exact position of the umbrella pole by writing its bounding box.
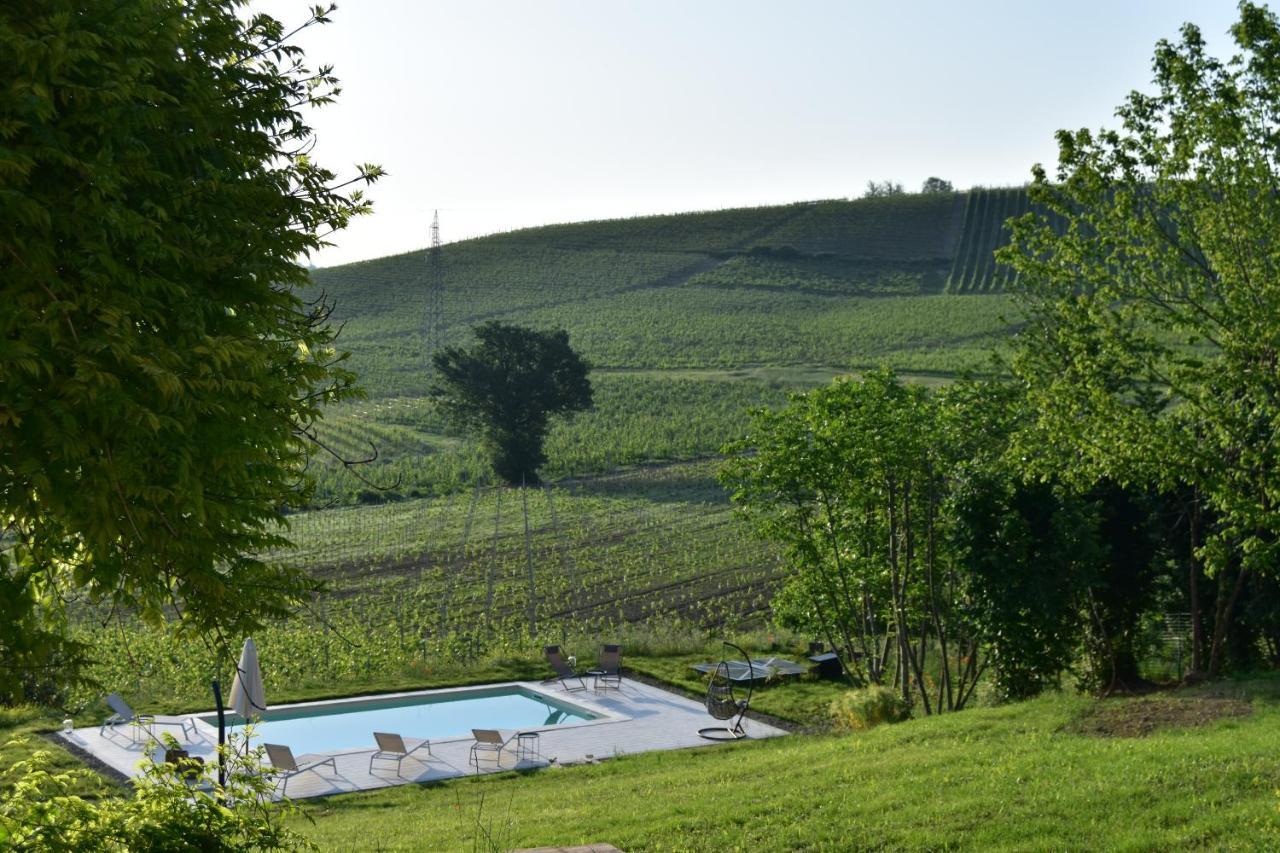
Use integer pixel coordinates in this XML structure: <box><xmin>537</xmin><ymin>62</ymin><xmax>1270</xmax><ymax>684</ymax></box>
<box><xmin>212</xmin><ymin>678</ymin><xmax>226</xmax><ymax>794</ymax></box>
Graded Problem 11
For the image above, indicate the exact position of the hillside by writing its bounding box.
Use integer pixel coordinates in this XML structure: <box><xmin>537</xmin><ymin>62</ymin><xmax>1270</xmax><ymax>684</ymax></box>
<box><xmin>305</xmin><ymin>191</ymin><xmax>1027</xmax><ymax>502</ymax></box>
<box><xmin>311</xmin><ymin>190</ymin><xmax>1024</xmax><ymax>398</ymax></box>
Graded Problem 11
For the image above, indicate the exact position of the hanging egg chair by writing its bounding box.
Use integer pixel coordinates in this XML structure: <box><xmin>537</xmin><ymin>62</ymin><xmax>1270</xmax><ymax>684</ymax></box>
<box><xmin>698</xmin><ymin>641</ymin><xmax>755</xmax><ymax>741</ymax></box>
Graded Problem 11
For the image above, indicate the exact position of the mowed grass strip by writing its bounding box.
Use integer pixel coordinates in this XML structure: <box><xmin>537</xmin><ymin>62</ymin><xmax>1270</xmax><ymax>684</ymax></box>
<box><xmin>290</xmin><ymin>680</ymin><xmax>1280</xmax><ymax>851</ymax></box>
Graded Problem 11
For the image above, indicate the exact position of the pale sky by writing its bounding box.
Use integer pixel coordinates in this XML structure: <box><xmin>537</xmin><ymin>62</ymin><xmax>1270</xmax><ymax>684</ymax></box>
<box><xmin>257</xmin><ymin>1</ymin><xmax>1244</xmax><ymax>267</ymax></box>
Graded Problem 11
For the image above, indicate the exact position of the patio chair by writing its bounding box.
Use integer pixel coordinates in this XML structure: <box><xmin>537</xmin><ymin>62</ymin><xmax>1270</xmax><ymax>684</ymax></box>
<box><xmin>698</xmin><ymin>642</ymin><xmax>755</xmax><ymax>741</ymax></box>
<box><xmin>543</xmin><ymin>645</ymin><xmax>588</xmax><ymax>692</ymax></box>
<box><xmin>468</xmin><ymin>729</ymin><xmax>513</xmax><ymax>769</ymax></box>
<box><xmin>263</xmin><ymin>743</ymin><xmax>337</xmax><ymax>794</ymax></box>
<box><xmin>368</xmin><ymin>732</ymin><xmax>432</xmax><ymax>774</ymax></box>
<box><xmin>100</xmin><ymin>693</ymin><xmax>197</xmax><ymax>741</ymax></box>
<box><xmin>589</xmin><ymin>643</ymin><xmax>623</xmax><ymax>690</ymax></box>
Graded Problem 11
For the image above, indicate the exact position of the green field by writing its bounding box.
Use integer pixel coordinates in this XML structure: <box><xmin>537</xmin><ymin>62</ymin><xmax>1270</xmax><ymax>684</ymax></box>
<box><xmin>287</xmin><ymin>676</ymin><xmax>1280</xmax><ymax>851</ymax></box>
<box><xmin>309</xmin><ymin>376</ymin><xmax>793</xmax><ymax>502</ymax></box>
<box><xmin>313</xmin><ymin>193</ymin><xmax>1023</xmax><ymax>401</ymax></box>
<box><xmin>264</xmin><ymin>192</ymin><xmax>1032</xmax><ymax>665</ymax></box>
<box><xmin>307</xmin><ymin>191</ymin><xmax>1024</xmax><ymax>505</ymax></box>
<box><xmin>279</xmin><ymin>461</ymin><xmax>779</xmax><ymax>636</ymax></box>
<box><xmin>69</xmin><ymin>462</ymin><xmax>786</xmax><ymax>710</ymax></box>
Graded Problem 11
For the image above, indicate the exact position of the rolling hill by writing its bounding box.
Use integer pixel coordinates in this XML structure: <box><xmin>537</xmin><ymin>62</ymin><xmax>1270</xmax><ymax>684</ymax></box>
<box><xmin>305</xmin><ymin>189</ymin><xmax>1030</xmax><ymax>502</ymax></box>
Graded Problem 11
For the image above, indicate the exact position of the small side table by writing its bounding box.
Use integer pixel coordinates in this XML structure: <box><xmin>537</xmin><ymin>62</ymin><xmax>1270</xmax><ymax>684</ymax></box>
<box><xmin>587</xmin><ymin>669</ymin><xmax>621</xmax><ymax>690</ymax></box>
<box><xmin>132</xmin><ymin>714</ymin><xmax>155</xmax><ymax>745</ymax></box>
<box><xmin>515</xmin><ymin>731</ymin><xmax>539</xmax><ymax>762</ymax></box>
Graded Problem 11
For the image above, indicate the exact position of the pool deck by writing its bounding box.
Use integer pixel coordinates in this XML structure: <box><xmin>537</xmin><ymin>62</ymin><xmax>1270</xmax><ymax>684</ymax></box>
<box><xmin>57</xmin><ymin>678</ymin><xmax>787</xmax><ymax>800</ymax></box>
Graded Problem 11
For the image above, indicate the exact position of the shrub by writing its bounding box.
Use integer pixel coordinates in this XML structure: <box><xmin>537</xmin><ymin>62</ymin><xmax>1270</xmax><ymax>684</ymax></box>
<box><xmin>829</xmin><ymin>686</ymin><xmax>911</xmax><ymax>731</ymax></box>
<box><xmin>0</xmin><ymin>734</ymin><xmax>314</xmax><ymax>851</ymax></box>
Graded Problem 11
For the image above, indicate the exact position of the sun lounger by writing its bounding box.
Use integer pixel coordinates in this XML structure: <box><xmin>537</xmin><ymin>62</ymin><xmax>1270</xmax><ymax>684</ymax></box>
<box><xmin>468</xmin><ymin>728</ymin><xmax>515</xmax><ymax>768</ymax></box>
<box><xmin>263</xmin><ymin>743</ymin><xmax>337</xmax><ymax>794</ymax></box>
<box><xmin>368</xmin><ymin>731</ymin><xmax>432</xmax><ymax>774</ymax></box>
<box><xmin>543</xmin><ymin>645</ymin><xmax>588</xmax><ymax>692</ymax></box>
<box><xmin>100</xmin><ymin>693</ymin><xmax>197</xmax><ymax>741</ymax></box>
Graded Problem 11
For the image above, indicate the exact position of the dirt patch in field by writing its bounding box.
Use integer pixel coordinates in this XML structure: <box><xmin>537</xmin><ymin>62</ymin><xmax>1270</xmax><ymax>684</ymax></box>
<box><xmin>1064</xmin><ymin>696</ymin><xmax>1253</xmax><ymax>738</ymax></box>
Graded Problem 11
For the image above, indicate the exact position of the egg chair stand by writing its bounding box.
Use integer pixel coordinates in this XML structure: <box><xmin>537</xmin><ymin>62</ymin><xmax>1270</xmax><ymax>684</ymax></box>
<box><xmin>698</xmin><ymin>642</ymin><xmax>755</xmax><ymax>741</ymax></box>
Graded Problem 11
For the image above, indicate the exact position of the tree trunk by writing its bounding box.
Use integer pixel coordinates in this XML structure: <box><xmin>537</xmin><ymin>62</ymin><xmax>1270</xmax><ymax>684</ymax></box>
<box><xmin>895</xmin><ymin>478</ymin><xmax>932</xmax><ymax>714</ymax></box>
<box><xmin>1188</xmin><ymin>496</ymin><xmax>1206</xmax><ymax>674</ymax></box>
<box><xmin>924</xmin><ymin>471</ymin><xmax>953</xmax><ymax>711</ymax></box>
<box><xmin>802</xmin><ymin>503</ymin><xmax>863</xmax><ymax>682</ymax></box>
<box><xmin>887</xmin><ymin>481</ymin><xmax>911</xmax><ymax>704</ymax></box>
<box><xmin>878</xmin><ymin>634</ymin><xmax>893</xmax><ymax>683</ymax></box>
<box><xmin>1206</xmin><ymin>563</ymin><xmax>1250</xmax><ymax>678</ymax></box>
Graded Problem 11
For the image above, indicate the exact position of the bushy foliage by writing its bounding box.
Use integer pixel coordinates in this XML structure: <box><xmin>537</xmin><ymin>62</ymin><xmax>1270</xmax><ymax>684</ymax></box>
<box><xmin>724</xmin><ymin>370</ymin><xmax>1012</xmax><ymax>713</ymax></box>
<box><xmin>1001</xmin><ymin>1</ymin><xmax>1280</xmax><ymax>678</ymax></box>
<box><xmin>431</xmin><ymin>322</ymin><xmax>593</xmax><ymax>485</ymax></box>
<box><xmin>0</xmin><ymin>735</ymin><xmax>314</xmax><ymax>851</ymax></box>
<box><xmin>0</xmin><ymin>0</ymin><xmax>379</xmax><ymax>700</ymax></box>
<box><xmin>728</xmin><ymin>369</ymin><xmax>1179</xmax><ymax>703</ymax></box>
<box><xmin>829</xmin><ymin>685</ymin><xmax>911</xmax><ymax>731</ymax></box>
<box><xmin>950</xmin><ymin>475</ymin><xmax>1088</xmax><ymax>700</ymax></box>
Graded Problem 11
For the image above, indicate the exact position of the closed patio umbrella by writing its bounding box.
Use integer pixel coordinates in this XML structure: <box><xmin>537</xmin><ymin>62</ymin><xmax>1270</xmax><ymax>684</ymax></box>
<box><xmin>228</xmin><ymin>637</ymin><xmax>266</xmax><ymax>719</ymax></box>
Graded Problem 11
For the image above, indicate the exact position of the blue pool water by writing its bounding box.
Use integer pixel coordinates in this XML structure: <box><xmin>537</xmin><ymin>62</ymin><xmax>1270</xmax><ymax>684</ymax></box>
<box><xmin>201</xmin><ymin>686</ymin><xmax>596</xmax><ymax>755</ymax></box>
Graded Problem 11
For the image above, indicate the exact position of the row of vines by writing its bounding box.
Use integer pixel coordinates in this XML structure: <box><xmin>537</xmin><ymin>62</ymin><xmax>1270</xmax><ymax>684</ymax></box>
<box><xmin>945</xmin><ymin>188</ymin><xmax>1071</xmax><ymax>293</ymax></box>
<box><xmin>74</xmin><ymin>462</ymin><xmax>784</xmax><ymax>708</ymax></box>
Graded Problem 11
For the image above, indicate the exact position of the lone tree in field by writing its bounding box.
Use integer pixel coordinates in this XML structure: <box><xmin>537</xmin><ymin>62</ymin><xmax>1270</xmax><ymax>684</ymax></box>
<box><xmin>921</xmin><ymin>176</ymin><xmax>954</xmax><ymax>193</ymax></box>
<box><xmin>1001</xmin><ymin>2</ymin><xmax>1280</xmax><ymax>678</ymax></box>
<box><xmin>431</xmin><ymin>322</ymin><xmax>593</xmax><ymax>485</ymax></box>
<box><xmin>0</xmin><ymin>1</ymin><xmax>380</xmax><ymax>701</ymax></box>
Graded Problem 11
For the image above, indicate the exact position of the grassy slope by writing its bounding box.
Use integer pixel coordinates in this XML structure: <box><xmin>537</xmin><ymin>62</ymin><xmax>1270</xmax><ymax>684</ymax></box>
<box><xmin>12</xmin><ymin>668</ymin><xmax>1276</xmax><ymax>851</ymax></box>
<box><xmin>310</xmin><ymin>194</ymin><xmax>1009</xmax><ymax>401</ymax></box>
<box><xmin>308</xmin><ymin>376</ymin><xmax>794</xmax><ymax>501</ymax></box>
<box><xmin>15</xmin><ymin>669</ymin><xmax>1277</xmax><ymax>850</ymax></box>
<box><xmin>291</xmin><ymin>677</ymin><xmax>1280</xmax><ymax>852</ymax></box>
<box><xmin>275</xmin><ymin>460</ymin><xmax>780</xmax><ymax>632</ymax></box>
<box><xmin>306</xmin><ymin>194</ymin><xmax>1017</xmax><ymax>501</ymax></box>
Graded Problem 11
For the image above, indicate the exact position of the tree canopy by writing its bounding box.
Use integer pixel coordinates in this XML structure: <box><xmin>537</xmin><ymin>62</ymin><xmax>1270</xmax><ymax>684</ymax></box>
<box><xmin>863</xmin><ymin>179</ymin><xmax>905</xmax><ymax>198</ymax></box>
<box><xmin>0</xmin><ymin>1</ymin><xmax>380</xmax><ymax>699</ymax></box>
<box><xmin>724</xmin><ymin>369</ymin><xmax>1183</xmax><ymax>700</ymax></box>
<box><xmin>431</xmin><ymin>322</ymin><xmax>593</xmax><ymax>485</ymax></box>
<box><xmin>724</xmin><ymin>371</ymin><xmax>1024</xmax><ymax>708</ymax></box>
<box><xmin>1001</xmin><ymin>1</ymin><xmax>1280</xmax><ymax>677</ymax></box>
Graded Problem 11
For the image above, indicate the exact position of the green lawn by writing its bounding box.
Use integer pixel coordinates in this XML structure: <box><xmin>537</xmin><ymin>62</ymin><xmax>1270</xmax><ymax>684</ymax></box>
<box><xmin>288</xmin><ymin>677</ymin><xmax>1280</xmax><ymax>851</ymax></box>
<box><xmin>8</xmin><ymin>665</ymin><xmax>1280</xmax><ymax>851</ymax></box>
<box><xmin>0</xmin><ymin>707</ymin><xmax>109</xmax><ymax>801</ymax></box>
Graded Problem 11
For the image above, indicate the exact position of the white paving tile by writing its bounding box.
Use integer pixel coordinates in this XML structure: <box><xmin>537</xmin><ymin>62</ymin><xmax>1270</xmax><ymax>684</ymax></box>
<box><xmin>58</xmin><ymin>679</ymin><xmax>787</xmax><ymax>800</ymax></box>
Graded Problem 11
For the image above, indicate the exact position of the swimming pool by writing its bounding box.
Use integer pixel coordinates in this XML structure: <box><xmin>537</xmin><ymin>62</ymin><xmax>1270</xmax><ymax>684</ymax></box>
<box><xmin>200</xmin><ymin>685</ymin><xmax>599</xmax><ymax>755</ymax></box>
